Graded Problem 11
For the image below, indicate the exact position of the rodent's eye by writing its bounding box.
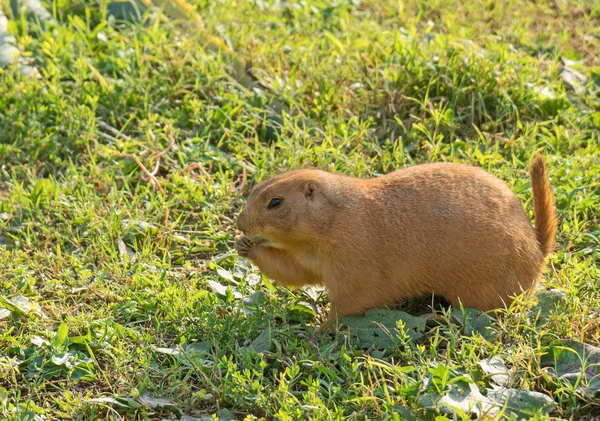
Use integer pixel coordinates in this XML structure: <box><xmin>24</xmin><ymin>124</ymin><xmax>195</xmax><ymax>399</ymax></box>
<box><xmin>267</xmin><ymin>198</ymin><xmax>283</xmax><ymax>209</ymax></box>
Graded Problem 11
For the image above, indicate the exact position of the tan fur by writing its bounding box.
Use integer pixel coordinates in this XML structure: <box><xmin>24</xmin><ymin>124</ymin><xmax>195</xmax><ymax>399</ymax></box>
<box><xmin>530</xmin><ymin>154</ymin><xmax>557</xmax><ymax>256</ymax></box>
<box><xmin>234</xmin><ymin>156</ymin><xmax>557</xmax><ymax>326</ymax></box>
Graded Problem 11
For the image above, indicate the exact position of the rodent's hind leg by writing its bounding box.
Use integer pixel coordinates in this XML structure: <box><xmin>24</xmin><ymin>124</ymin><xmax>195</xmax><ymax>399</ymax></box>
<box><xmin>444</xmin><ymin>285</ymin><xmax>511</xmax><ymax>312</ymax></box>
<box><xmin>249</xmin><ymin>245</ymin><xmax>321</xmax><ymax>288</ymax></box>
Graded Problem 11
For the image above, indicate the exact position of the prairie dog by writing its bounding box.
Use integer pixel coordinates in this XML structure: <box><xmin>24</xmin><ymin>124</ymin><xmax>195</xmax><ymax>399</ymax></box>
<box><xmin>234</xmin><ymin>155</ymin><xmax>556</xmax><ymax>326</ymax></box>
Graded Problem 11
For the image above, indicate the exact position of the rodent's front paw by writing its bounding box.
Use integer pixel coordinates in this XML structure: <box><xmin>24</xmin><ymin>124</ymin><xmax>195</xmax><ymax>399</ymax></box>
<box><xmin>234</xmin><ymin>235</ymin><xmax>254</xmax><ymax>258</ymax></box>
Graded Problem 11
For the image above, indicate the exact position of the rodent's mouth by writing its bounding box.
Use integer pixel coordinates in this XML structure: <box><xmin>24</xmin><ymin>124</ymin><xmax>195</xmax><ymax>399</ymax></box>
<box><xmin>245</xmin><ymin>235</ymin><xmax>285</xmax><ymax>249</ymax></box>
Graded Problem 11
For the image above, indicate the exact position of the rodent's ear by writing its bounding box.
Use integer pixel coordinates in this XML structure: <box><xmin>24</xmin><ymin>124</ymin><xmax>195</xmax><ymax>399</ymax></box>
<box><xmin>304</xmin><ymin>182</ymin><xmax>316</xmax><ymax>199</ymax></box>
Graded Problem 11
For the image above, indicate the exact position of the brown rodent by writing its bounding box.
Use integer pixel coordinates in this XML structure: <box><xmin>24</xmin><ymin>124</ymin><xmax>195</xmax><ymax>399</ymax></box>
<box><xmin>234</xmin><ymin>154</ymin><xmax>557</xmax><ymax>327</ymax></box>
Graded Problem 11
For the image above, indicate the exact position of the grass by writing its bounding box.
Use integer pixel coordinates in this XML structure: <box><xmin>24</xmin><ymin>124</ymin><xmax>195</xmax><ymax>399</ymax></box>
<box><xmin>0</xmin><ymin>0</ymin><xmax>599</xmax><ymax>419</ymax></box>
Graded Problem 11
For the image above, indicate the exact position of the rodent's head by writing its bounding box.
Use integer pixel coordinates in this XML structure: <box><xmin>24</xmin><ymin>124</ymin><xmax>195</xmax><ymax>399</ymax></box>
<box><xmin>236</xmin><ymin>170</ymin><xmax>335</xmax><ymax>248</ymax></box>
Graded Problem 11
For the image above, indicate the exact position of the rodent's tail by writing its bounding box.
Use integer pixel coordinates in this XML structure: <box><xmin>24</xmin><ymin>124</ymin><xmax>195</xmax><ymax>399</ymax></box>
<box><xmin>530</xmin><ymin>153</ymin><xmax>557</xmax><ymax>256</ymax></box>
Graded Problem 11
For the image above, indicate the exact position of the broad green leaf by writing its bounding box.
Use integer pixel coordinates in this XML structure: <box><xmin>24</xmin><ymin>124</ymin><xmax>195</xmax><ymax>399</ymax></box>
<box><xmin>420</xmin><ymin>381</ymin><xmax>556</xmax><ymax>418</ymax></box>
<box><xmin>342</xmin><ymin>309</ymin><xmax>426</xmax><ymax>349</ymax></box>
<box><xmin>153</xmin><ymin>341</ymin><xmax>210</xmax><ymax>359</ymax></box>
<box><xmin>51</xmin><ymin>353</ymin><xmax>72</xmax><ymax>366</ymax></box>
<box><xmin>12</xmin><ymin>296</ymin><xmax>38</xmax><ymax>313</ymax></box>
<box><xmin>120</xmin><ymin>398</ymin><xmax>142</xmax><ymax>409</ymax></box>
<box><xmin>53</xmin><ymin>323</ymin><xmax>69</xmax><ymax>349</ymax></box>
<box><xmin>245</xmin><ymin>328</ymin><xmax>272</xmax><ymax>353</ymax></box>
<box><xmin>429</xmin><ymin>363</ymin><xmax>452</xmax><ymax>393</ymax></box>
<box><xmin>486</xmin><ymin>387</ymin><xmax>556</xmax><ymax>417</ymax></box>
<box><xmin>451</xmin><ymin>308</ymin><xmax>498</xmax><ymax>341</ymax></box>
<box><xmin>207</xmin><ymin>280</ymin><xmax>241</xmax><ymax>299</ymax></box>
<box><xmin>106</xmin><ymin>1</ymin><xmax>147</xmax><ymax>22</ymax></box>
<box><xmin>139</xmin><ymin>394</ymin><xmax>179</xmax><ymax>410</ymax></box>
<box><xmin>244</xmin><ymin>290</ymin><xmax>265</xmax><ymax>307</ymax></box>
<box><xmin>390</xmin><ymin>405</ymin><xmax>414</xmax><ymax>421</ymax></box>
<box><xmin>478</xmin><ymin>355</ymin><xmax>510</xmax><ymax>387</ymax></box>
<box><xmin>0</xmin><ymin>296</ymin><xmax>41</xmax><ymax>320</ymax></box>
<box><xmin>153</xmin><ymin>346</ymin><xmax>180</xmax><ymax>356</ymax></box>
<box><xmin>541</xmin><ymin>340</ymin><xmax>600</xmax><ymax>397</ymax></box>
<box><xmin>529</xmin><ymin>289</ymin><xmax>567</xmax><ymax>325</ymax></box>
<box><xmin>31</xmin><ymin>335</ymin><xmax>49</xmax><ymax>347</ymax></box>
<box><xmin>183</xmin><ymin>341</ymin><xmax>211</xmax><ymax>357</ymax></box>
<box><xmin>215</xmin><ymin>408</ymin><xmax>238</xmax><ymax>420</ymax></box>
<box><xmin>244</xmin><ymin>290</ymin><xmax>267</xmax><ymax>314</ymax></box>
<box><xmin>216</xmin><ymin>267</ymin><xmax>237</xmax><ymax>284</ymax></box>
<box><xmin>18</xmin><ymin>410</ymin><xmax>36</xmax><ymax>421</ymax></box>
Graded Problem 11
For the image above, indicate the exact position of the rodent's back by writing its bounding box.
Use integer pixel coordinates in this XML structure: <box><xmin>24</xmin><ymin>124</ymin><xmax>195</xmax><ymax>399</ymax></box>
<box><xmin>321</xmin><ymin>163</ymin><xmax>545</xmax><ymax>310</ymax></box>
<box><xmin>374</xmin><ymin>163</ymin><xmax>531</xmax><ymax>236</ymax></box>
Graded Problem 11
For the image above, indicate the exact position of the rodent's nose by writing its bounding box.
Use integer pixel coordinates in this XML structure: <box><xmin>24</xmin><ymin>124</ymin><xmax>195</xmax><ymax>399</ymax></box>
<box><xmin>236</xmin><ymin>211</ymin><xmax>248</xmax><ymax>233</ymax></box>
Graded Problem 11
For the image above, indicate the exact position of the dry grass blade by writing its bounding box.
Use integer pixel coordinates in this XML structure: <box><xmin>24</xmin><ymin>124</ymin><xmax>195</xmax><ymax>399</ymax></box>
<box><xmin>140</xmin><ymin>131</ymin><xmax>176</xmax><ymax>183</ymax></box>
<box><xmin>119</xmin><ymin>153</ymin><xmax>165</xmax><ymax>194</ymax></box>
<box><xmin>97</xmin><ymin>122</ymin><xmax>176</xmax><ymax>195</ymax></box>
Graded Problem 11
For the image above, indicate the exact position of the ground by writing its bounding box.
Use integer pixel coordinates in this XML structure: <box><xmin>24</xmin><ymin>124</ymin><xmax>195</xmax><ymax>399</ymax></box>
<box><xmin>0</xmin><ymin>0</ymin><xmax>599</xmax><ymax>420</ymax></box>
